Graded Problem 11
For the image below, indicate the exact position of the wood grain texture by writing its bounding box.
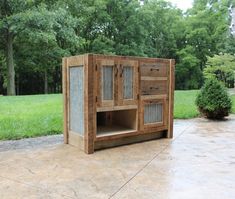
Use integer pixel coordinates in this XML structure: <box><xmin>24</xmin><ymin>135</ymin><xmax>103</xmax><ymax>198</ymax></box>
<box><xmin>97</xmin><ymin>59</ymin><xmax>115</xmax><ymax>108</ymax></box>
<box><xmin>95</xmin><ymin>131</ymin><xmax>165</xmax><ymax>150</ymax></box>
<box><xmin>68</xmin><ymin>131</ymin><xmax>84</xmax><ymax>150</ymax></box>
<box><xmin>140</xmin><ymin>61</ymin><xmax>169</xmax><ymax>77</ymax></box>
<box><xmin>97</xmin><ymin>105</ymin><xmax>137</xmax><ymax>112</ymax></box>
<box><xmin>140</xmin><ymin>99</ymin><xmax>167</xmax><ymax>131</ymax></box>
<box><xmin>118</xmin><ymin>59</ymin><xmax>138</xmax><ymax>106</ymax></box>
<box><xmin>62</xmin><ymin>58</ymin><xmax>68</xmax><ymax>144</ymax></box>
<box><xmin>167</xmin><ymin>59</ymin><xmax>175</xmax><ymax>138</ymax></box>
<box><xmin>141</xmin><ymin>80</ymin><xmax>168</xmax><ymax>96</ymax></box>
<box><xmin>84</xmin><ymin>54</ymin><xmax>95</xmax><ymax>154</ymax></box>
<box><xmin>66</xmin><ymin>55</ymin><xmax>86</xmax><ymax>152</ymax></box>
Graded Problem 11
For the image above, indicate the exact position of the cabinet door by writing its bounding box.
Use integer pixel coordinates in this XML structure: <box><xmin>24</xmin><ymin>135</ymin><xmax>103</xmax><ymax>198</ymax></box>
<box><xmin>119</xmin><ymin>60</ymin><xmax>138</xmax><ymax>106</ymax></box>
<box><xmin>97</xmin><ymin>59</ymin><xmax>116</xmax><ymax>107</ymax></box>
<box><xmin>140</xmin><ymin>99</ymin><xmax>168</xmax><ymax>131</ymax></box>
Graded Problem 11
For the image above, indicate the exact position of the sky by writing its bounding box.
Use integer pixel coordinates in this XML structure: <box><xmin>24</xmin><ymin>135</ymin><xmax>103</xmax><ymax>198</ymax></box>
<box><xmin>168</xmin><ymin>0</ymin><xmax>193</xmax><ymax>11</ymax></box>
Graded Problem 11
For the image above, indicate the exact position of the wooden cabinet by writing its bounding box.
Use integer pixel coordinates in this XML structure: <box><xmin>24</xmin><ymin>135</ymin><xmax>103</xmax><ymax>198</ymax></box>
<box><xmin>63</xmin><ymin>54</ymin><xmax>175</xmax><ymax>154</ymax></box>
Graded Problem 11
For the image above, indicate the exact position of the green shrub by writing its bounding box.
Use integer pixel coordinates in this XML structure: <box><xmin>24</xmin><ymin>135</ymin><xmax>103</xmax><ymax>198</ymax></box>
<box><xmin>195</xmin><ymin>79</ymin><xmax>232</xmax><ymax>119</ymax></box>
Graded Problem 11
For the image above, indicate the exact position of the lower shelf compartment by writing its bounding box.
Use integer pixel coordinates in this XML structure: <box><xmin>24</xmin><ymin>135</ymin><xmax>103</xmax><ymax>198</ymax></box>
<box><xmin>96</xmin><ymin>109</ymin><xmax>137</xmax><ymax>138</ymax></box>
<box><xmin>97</xmin><ymin>125</ymin><xmax>136</xmax><ymax>137</ymax></box>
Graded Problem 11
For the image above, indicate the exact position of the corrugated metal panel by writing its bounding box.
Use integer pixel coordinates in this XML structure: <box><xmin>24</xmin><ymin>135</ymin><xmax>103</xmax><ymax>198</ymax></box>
<box><xmin>102</xmin><ymin>66</ymin><xmax>113</xmax><ymax>100</ymax></box>
<box><xmin>123</xmin><ymin>66</ymin><xmax>133</xmax><ymax>99</ymax></box>
<box><xmin>144</xmin><ymin>103</ymin><xmax>163</xmax><ymax>124</ymax></box>
<box><xmin>69</xmin><ymin>66</ymin><xmax>84</xmax><ymax>136</ymax></box>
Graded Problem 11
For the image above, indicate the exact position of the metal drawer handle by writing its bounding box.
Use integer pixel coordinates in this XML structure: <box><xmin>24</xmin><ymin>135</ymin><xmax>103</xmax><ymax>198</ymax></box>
<box><xmin>150</xmin><ymin>87</ymin><xmax>159</xmax><ymax>90</ymax></box>
<box><xmin>142</xmin><ymin>91</ymin><xmax>150</xmax><ymax>95</ymax></box>
<box><xmin>150</xmin><ymin>68</ymin><xmax>160</xmax><ymax>71</ymax></box>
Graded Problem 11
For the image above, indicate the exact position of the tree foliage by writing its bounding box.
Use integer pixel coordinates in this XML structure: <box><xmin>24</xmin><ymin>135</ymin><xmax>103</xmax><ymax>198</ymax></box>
<box><xmin>0</xmin><ymin>0</ymin><xmax>234</xmax><ymax>95</ymax></box>
<box><xmin>203</xmin><ymin>53</ymin><xmax>235</xmax><ymax>88</ymax></box>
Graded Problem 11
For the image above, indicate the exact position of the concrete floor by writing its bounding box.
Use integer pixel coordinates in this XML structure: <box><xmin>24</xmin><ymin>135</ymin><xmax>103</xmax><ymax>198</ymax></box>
<box><xmin>0</xmin><ymin>116</ymin><xmax>235</xmax><ymax>199</ymax></box>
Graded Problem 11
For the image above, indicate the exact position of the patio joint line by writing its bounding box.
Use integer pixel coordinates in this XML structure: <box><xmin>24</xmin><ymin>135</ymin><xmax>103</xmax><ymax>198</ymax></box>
<box><xmin>109</xmin><ymin>124</ymin><xmax>192</xmax><ymax>199</ymax></box>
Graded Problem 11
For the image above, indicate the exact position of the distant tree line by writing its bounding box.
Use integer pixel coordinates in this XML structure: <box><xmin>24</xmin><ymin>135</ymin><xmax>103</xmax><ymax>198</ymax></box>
<box><xmin>0</xmin><ymin>0</ymin><xmax>235</xmax><ymax>95</ymax></box>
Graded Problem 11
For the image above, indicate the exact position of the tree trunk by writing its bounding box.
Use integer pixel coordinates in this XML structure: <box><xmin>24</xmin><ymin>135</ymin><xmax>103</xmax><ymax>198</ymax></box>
<box><xmin>44</xmin><ymin>69</ymin><xmax>48</xmax><ymax>94</ymax></box>
<box><xmin>6</xmin><ymin>31</ymin><xmax>15</xmax><ymax>95</ymax></box>
<box><xmin>16</xmin><ymin>74</ymin><xmax>20</xmax><ymax>95</ymax></box>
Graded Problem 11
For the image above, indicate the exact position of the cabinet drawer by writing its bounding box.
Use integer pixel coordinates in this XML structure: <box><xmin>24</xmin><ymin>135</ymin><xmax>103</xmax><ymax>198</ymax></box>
<box><xmin>141</xmin><ymin>80</ymin><xmax>168</xmax><ymax>96</ymax></box>
<box><xmin>140</xmin><ymin>62</ymin><xmax>169</xmax><ymax>77</ymax></box>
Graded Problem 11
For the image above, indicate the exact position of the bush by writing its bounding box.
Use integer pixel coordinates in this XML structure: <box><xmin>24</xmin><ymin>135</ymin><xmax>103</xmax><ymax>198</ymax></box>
<box><xmin>195</xmin><ymin>79</ymin><xmax>232</xmax><ymax>119</ymax></box>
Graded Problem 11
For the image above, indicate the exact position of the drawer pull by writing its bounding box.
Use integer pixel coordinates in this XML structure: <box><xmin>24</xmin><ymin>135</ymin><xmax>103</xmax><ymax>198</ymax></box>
<box><xmin>150</xmin><ymin>87</ymin><xmax>159</xmax><ymax>90</ymax></box>
<box><xmin>142</xmin><ymin>91</ymin><xmax>150</xmax><ymax>95</ymax></box>
<box><xmin>150</xmin><ymin>68</ymin><xmax>160</xmax><ymax>72</ymax></box>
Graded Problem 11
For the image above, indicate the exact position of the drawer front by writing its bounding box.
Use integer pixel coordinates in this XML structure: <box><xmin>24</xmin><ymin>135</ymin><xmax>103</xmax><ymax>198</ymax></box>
<box><xmin>141</xmin><ymin>80</ymin><xmax>168</xmax><ymax>96</ymax></box>
<box><xmin>140</xmin><ymin>62</ymin><xmax>169</xmax><ymax>77</ymax></box>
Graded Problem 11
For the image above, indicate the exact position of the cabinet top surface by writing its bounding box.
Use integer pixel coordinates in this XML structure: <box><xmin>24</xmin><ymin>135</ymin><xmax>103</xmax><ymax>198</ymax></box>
<box><xmin>64</xmin><ymin>53</ymin><xmax>175</xmax><ymax>62</ymax></box>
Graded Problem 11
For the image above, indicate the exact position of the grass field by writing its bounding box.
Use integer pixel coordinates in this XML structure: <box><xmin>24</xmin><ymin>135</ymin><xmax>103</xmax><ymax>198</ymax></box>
<box><xmin>0</xmin><ymin>94</ymin><xmax>62</xmax><ymax>140</ymax></box>
<box><xmin>232</xmin><ymin>96</ymin><xmax>235</xmax><ymax>113</ymax></box>
<box><xmin>0</xmin><ymin>91</ymin><xmax>234</xmax><ymax>140</ymax></box>
<box><xmin>174</xmin><ymin>90</ymin><xmax>200</xmax><ymax>119</ymax></box>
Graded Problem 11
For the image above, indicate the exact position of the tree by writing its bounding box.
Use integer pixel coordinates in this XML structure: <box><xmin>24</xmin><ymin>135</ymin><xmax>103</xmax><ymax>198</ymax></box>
<box><xmin>176</xmin><ymin>46</ymin><xmax>202</xmax><ymax>89</ymax></box>
<box><xmin>178</xmin><ymin>0</ymin><xmax>231</xmax><ymax>88</ymax></box>
<box><xmin>0</xmin><ymin>1</ymin><xmax>81</xmax><ymax>95</ymax></box>
<box><xmin>140</xmin><ymin>0</ymin><xmax>184</xmax><ymax>58</ymax></box>
<box><xmin>0</xmin><ymin>1</ymin><xmax>53</xmax><ymax>95</ymax></box>
<box><xmin>203</xmin><ymin>53</ymin><xmax>235</xmax><ymax>87</ymax></box>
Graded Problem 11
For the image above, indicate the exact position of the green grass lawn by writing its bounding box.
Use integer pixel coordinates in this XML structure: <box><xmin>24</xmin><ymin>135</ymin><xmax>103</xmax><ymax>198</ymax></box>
<box><xmin>0</xmin><ymin>94</ymin><xmax>62</xmax><ymax>140</ymax></box>
<box><xmin>0</xmin><ymin>91</ymin><xmax>234</xmax><ymax>140</ymax></box>
<box><xmin>174</xmin><ymin>90</ymin><xmax>200</xmax><ymax>119</ymax></box>
<box><xmin>232</xmin><ymin>96</ymin><xmax>235</xmax><ymax>114</ymax></box>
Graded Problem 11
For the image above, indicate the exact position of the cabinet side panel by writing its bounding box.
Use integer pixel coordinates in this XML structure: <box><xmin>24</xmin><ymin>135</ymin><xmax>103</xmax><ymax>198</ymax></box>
<box><xmin>167</xmin><ymin>59</ymin><xmax>175</xmax><ymax>138</ymax></box>
<box><xmin>69</xmin><ymin>66</ymin><xmax>84</xmax><ymax>136</ymax></box>
<box><xmin>85</xmin><ymin>54</ymin><xmax>95</xmax><ymax>154</ymax></box>
<box><xmin>62</xmin><ymin>58</ymin><xmax>68</xmax><ymax>144</ymax></box>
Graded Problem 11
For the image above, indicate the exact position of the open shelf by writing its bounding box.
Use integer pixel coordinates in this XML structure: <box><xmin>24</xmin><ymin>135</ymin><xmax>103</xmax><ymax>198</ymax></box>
<box><xmin>96</xmin><ymin>109</ymin><xmax>137</xmax><ymax>137</ymax></box>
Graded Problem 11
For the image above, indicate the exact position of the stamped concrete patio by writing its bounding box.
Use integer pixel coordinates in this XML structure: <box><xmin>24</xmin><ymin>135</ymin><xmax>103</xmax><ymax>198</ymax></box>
<box><xmin>0</xmin><ymin>116</ymin><xmax>235</xmax><ymax>199</ymax></box>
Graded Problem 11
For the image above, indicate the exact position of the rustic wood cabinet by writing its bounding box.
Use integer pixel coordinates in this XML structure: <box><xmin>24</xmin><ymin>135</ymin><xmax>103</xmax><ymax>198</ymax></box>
<box><xmin>63</xmin><ymin>54</ymin><xmax>175</xmax><ymax>154</ymax></box>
